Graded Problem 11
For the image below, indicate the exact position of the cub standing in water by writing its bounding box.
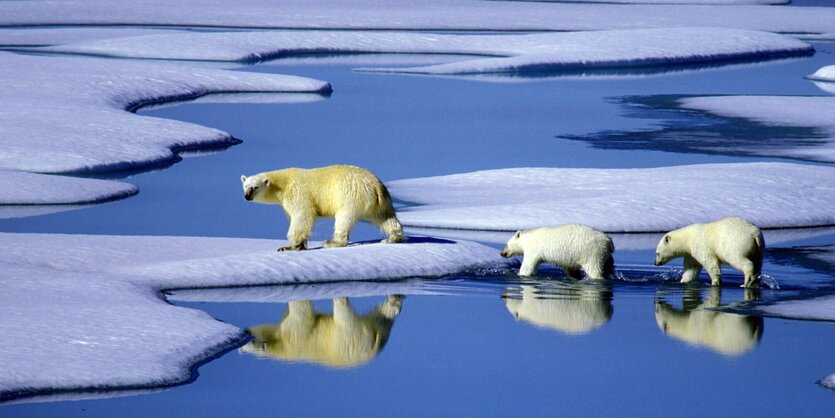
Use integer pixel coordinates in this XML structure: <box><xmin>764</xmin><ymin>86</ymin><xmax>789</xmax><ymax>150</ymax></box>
<box><xmin>654</xmin><ymin>217</ymin><xmax>764</xmax><ymax>288</ymax></box>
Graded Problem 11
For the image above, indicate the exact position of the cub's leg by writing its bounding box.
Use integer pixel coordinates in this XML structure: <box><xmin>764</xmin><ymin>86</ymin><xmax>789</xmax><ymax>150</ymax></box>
<box><xmin>519</xmin><ymin>256</ymin><xmax>540</xmax><ymax>276</ymax></box>
<box><xmin>680</xmin><ymin>256</ymin><xmax>702</xmax><ymax>284</ymax></box>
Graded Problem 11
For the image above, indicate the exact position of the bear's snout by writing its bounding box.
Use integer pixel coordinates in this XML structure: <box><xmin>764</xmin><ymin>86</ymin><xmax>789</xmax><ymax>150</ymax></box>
<box><xmin>500</xmin><ymin>248</ymin><xmax>510</xmax><ymax>258</ymax></box>
<box><xmin>244</xmin><ymin>190</ymin><xmax>253</xmax><ymax>201</ymax></box>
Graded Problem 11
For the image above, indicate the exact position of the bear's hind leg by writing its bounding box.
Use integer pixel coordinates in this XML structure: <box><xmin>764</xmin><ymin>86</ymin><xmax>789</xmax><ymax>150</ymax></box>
<box><xmin>325</xmin><ymin>211</ymin><xmax>357</xmax><ymax>248</ymax></box>
<box><xmin>738</xmin><ymin>258</ymin><xmax>760</xmax><ymax>288</ymax></box>
<box><xmin>376</xmin><ymin>216</ymin><xmax>405</xmax><ymax>244</ymax></box>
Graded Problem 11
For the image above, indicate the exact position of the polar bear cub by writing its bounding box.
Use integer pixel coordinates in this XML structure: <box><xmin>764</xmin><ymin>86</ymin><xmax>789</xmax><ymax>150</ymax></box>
<box><xmin>654</xmin><ymin>217</ymin><xmax>764</xmax><ymax>288</ymax></box>
<box><xmin>241</xmin><ymin>165</ymin><xmax>405</xmax><ymax>251</ymax></box>
<box><xmin>501</xmin><ymin>224</ymin><xmax>615</xmax><ymax>279</ymax></box>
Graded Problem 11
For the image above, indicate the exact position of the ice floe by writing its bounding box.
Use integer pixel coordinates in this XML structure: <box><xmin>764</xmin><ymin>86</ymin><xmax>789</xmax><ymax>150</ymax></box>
<box><xmin>0</xmin><ymin>170</ymin><xmax>137</xmax><ymax>205</ymax></box>
<box><xmin>0</xmin><ymin>52</ymin><xmax>330</xmax><ymax>176</ymax></box>
<box><xmin>678</xmin><ymin>96</ymin><xmax>835</xmax><ymax>163</ymax></box>
<box><xmin>41</xmin><ymin>28</ymin><xmax>812</xmax><ymax>75</ymax></box>
<box><xmin>758</xmin><ymin>294</ymin><xmax>835</xmax><ymax>322</ymax></box>
<box><xmin>808</xmin><ymin>65</ymin><xmax>835</xmax><ymax>83</ymax></box>
<box><xmin>0</xmin><ymin>1</ymin><xmax>833</xmax><ymax>39</ymax></box>
<box><xmin>822</xmin><ymin>373</ymin><xmax>835</xmax><ymax>390</ymax></box>
<box><xmin>0</xmin><ymin>232</ymin><xmax>510</xmax><ymax>402</ymax></box>
<box><xmin>389</xmin><ymin>162</ymin><xmax>835</xmax><ymax>233</ymax></box>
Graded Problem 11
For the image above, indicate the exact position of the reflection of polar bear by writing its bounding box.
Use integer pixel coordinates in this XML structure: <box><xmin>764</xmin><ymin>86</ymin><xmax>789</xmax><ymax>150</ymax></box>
<box><xmin>654</xmin><ymin>287</ymin><xmax>763</xmax><ymax>356</ymax></box>
<box><xmin>504</xmin><ymin>283</ymin><xmax>613</xmax><ymax>334</ymax></box>
<box><xmin>654</xmin><ymin>217</ymin><xmax>764</xmax><ymax>287</ymax></box>
<box><xmin>501</xmin><ymin>224</ymin><xmax>614</xmax><ymax>279</ymax></box>
<box><xmin>241</xmin><ymin>165</ymin><xmax>405</xmax><ymax>251</ymax></box>
<box><xmin>240</xmin><ymin>295</ymin><xmax>404</xmax><ymax>368</ymax></box>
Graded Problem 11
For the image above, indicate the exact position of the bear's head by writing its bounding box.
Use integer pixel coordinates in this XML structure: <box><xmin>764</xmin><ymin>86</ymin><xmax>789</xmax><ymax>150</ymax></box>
<box><xmin>501</xmin><ymin>231</ymin><xmax>524</xmax><ymax>258</ymax></box>
<box><xmin>241</xmin><ymin>174</ymin><xmax>271</xmax><ymax>202</ymax></box>
<box><xmin>654</xmin><ymin>233</ymin><xmax>674</xmax><ymax>266</ymax></box>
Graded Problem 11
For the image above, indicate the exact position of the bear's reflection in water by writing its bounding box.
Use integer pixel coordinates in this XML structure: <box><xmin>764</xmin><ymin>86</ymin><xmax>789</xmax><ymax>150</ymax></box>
<box><xmin>240</xmin><ymin>295</ymin><xmax>404</xmax><ymax>368</ymax></box>
<box><xmin>655</xmin><ymin>287</ymin><xmax>763</xmax><ymax>356</ymax></box>
<box><xmin>504</xmin><ymin>280</ymin><xmax>613</xmax><ymax>335</ymax></box>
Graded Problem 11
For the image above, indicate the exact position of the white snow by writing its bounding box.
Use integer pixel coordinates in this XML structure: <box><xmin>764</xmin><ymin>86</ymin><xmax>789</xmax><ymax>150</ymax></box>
<box><xmin>678</xmin><ymin>96</ymin><xmax>835</xmax><ymax>163</ymax></box>
<box><xmin>0</xmin><ymin>232</ymin><xmax>511</xmax><ymax>402</ymax></box>
<box><xmin>0</xmin><ymin>170</ymin><xmax>137</xmax><ymax>205</ymax></box>
<box><xmin>41</xmin><ymin>28</ymin><xmax>812</xmax><ymax>75</ymax></box>
<box><xmin>389</xmin><ymin>162</ymin><xmax>835</xmax><ymax>233</ymax></box>
<box><xmin>0</xmin><ymin>1</ymin><xmax>833</xmax><ymax>40</ymax></box>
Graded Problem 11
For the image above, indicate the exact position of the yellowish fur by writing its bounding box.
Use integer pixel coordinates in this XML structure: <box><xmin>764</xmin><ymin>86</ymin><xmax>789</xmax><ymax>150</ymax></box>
<box><xmin>241</xmin><ymin>165</ymin><xmax>404</xmax><ymax>251</ymax></box>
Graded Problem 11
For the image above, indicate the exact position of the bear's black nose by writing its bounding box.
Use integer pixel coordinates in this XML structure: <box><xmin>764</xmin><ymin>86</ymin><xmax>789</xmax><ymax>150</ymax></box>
<box><xmin>245</xmin><ymin>192</ymin><xmax>253</xmax><ymax>201</ymax></box>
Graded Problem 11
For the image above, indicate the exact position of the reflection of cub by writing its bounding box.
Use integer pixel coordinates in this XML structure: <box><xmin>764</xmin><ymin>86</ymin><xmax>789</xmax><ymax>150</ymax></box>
<box><xmin>241</xmin><ymin>295</ymin><xmax>404</xmax><ymax>368</ymax></box>
<box><xmin>504</xmin><ymin>284</ymin><xmax>613</xmax><ymax>335</ymax></box>
<box><xmin>655</xmin><ymin>287</ymin><xmax>763</xmax><ymax>356</ymax></box>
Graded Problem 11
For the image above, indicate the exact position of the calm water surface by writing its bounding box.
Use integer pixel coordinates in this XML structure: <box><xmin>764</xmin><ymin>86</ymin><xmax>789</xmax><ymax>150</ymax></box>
<box><xmin>2</xmin><ymin>42</ymin><xmax>835</xmax><ymax>416</ymax></box>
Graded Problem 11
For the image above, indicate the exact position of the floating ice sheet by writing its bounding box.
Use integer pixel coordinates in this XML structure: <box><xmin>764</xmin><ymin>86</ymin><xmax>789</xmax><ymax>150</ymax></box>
<box><xmin>0</xmin><ymin>52</ymin><xmax>330</xmax><ymax>176</ymax></box>
<box><xmin>42</xmin><ymin>28</ymin><xmax>813</xmax><ymax>76</ymax></box>
<box><xmin>0</xmin><ymin>232</ymin><xmax>510</xmax><ymax>402</ymax></box>
<box><xmin>758</xmin><ymin>294</ymin><xmax>835</xmax><ymax>322</ymax></box>
<box><xmin>0</xmin><ymin>170</ymin><xmax>137</xmax><ymax>205</ymax></box>
<box><xmin>389</xmin><ymin>162</ymin><xmax>835</xmax><ymax>233</ymax></box>
<box><xmin>678</xmin><ymin>96</ymin><xmax>835</xmax><ymax>163</ymax></box>
<box><xmin>0</xmin><ymin>1</ymin><xmax>833</xmax><ymax>39</ymax></box>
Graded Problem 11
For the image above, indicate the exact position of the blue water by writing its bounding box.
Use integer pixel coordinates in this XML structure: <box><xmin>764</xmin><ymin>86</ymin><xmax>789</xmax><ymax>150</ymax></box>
<box><xmin>2</xmin><ymin>42</ymin><xmax>835</xmax><ymax>416</ymax></box>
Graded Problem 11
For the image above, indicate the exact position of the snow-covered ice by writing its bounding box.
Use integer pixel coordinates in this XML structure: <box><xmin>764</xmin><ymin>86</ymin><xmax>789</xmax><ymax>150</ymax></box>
<box><xmin>758</xmin><ymin>294</ymin><xmax>835</xmax><ymax>322</ymax></box>
<box><xmin>0</xmin><ymin>232</ymin><xmax>511</xmax><ymax>402</ymax></box>
<box><xmin>822</xmin><ymin>373</ymin><xmax>835</xmax><ymax>391</ymax></box>
<box><xmin>41</xmin><ymin>28</ymin><xmax>812</xmax><ymax>76</ymax></box>
<box><xmin>389</xmin><ymin>162</ymin><xmax>835</xmax><ymax>233</ymax></box>
<box><xmin>678</xmin><ymin>96</ymin><xmax>835</xmax><ymax>163</ymax></box>
<box><xmin>0</xmin><ymin>170</ymin><xmax>137</xmax><ymax>205</ymax></box>
<box><xmin>0</xmin><ymin>1</ymin><xmax>833</xmax><ymax>40</ymax></box>
<box><xmin>809</xmin><ymin>65</ymin><xmax>835</xmax><ymax>83</ymax></box>
<box><xmin>0</xmin><ymin>52</ymin><xmax>329</xmax><ymax>176</ymax></box>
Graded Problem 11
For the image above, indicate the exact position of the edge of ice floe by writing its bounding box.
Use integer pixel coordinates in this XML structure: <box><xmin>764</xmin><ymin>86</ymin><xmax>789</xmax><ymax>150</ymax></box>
<box><xmin>0</xmin><ymin>170</ymin><xmax>138</xmax><ymax>205</ymax></box>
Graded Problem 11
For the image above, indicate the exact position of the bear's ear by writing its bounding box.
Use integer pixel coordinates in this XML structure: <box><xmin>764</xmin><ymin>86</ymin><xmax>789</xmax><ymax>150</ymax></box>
<box><xmin>264</xmin><ymin>178</ymin><xmax>270</xmax><ymax>186</ymax></box>
<box><xmin>240</xmin><ymin>175</ymin><xmax>247</xmax><ymax>184</ymax></box>
<box><xmin>514</xmin><ymin>231</ymin><xmax>521</xmax><ymax>239</ymax></box>
<box><xmin>664</xmin><ymin>234</ymin><xmax>670</xmax><ymax>243</ymax></box>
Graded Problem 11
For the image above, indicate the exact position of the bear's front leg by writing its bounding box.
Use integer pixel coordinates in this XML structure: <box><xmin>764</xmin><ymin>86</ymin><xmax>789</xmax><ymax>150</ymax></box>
<box><xmin>280</xmin><ymin>211</ymin><xmax>314</xmax><ymax>251</ymax></box>
<box><xmin>518</xmin><ymin>256</ymin><xmax>540</xmax><ymax>276</ymax></box>
<box><xmin>680</xmin><ymin>256</ymin><xmax>702</xmax><ymax>284</ymax></box>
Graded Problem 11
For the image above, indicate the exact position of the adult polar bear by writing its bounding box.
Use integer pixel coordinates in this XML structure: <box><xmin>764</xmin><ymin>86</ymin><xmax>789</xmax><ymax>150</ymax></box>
<box><xmin>654</xmin><ymin>217</ymin><xmax>764</xmax><ymax>288</ymax></box>
<box><xmin>241</xmin><ymin>165</ymin><xmax>405</xmax><ymax>251</ymax></box>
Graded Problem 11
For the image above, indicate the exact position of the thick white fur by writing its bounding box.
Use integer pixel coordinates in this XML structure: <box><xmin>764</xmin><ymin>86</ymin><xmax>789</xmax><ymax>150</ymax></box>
<box><xmin>655</xmin><ymin>288</ymin><xmax>763</xmax><ymax>356</ymax></box>
<box><xmin>505</xmin><ymin>284</ymin><xmax>612</xmax><ymax>334</ymax></box>
<box><xmin>654</xmin><ymin>217</ymin><xmax>764</xmax><ymax>288</ymax></box>
<box><xmin>241</xmin><ymin>165</ymin><xmax>404</xmax><ymax>251</ymax></box>
<box><xmin>501</xmin><ymin>224</ymin><xmax>615</xmax><ymax>279</ymax></box>
<box><xmin>240</xmin><ymin>296</ymin><xmax>403</xmax><ymax>368</ymax></box>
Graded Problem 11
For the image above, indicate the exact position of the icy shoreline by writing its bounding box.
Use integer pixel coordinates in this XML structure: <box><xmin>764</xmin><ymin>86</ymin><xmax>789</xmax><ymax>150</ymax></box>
<box><xmin>0</xmin><ymin>233</ymin><xmax>512</xmax><ymax>403</ymax></box>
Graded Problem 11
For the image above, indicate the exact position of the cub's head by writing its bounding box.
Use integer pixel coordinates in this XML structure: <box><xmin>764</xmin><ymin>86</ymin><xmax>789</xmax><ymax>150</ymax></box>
<box><xmin>240</xmin><ymin>174</ymin><xmax>270</xmax><ymax>202</ymax></box>
<box><xmin>654</xmin><ymin>233</ymin><xmax>674</xmax><ymax>266</ymax></box>
<box><xmin>500</xmin><ymin>231</ymin><xmax>524</xmax><ymax>258</ymax></box>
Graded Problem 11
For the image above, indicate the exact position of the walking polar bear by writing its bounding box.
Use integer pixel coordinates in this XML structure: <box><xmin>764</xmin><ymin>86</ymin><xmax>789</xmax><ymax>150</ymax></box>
<box><xmin>240</xmin><ymin>295</ymin><xmax>404</xmax><ymax>368</ymax></box>
<box><xmin>241</xmin><ymin>165</ymin><xmax>405</xmax><ymax>251</ymax></box>
<box><xmin>501</xmin><ymin>224</ymin><xmax>615</xmax><ymax>280</ymax></box>
<box><xmin>654</xmin><ymin>217</ymin><xmax>764</xmax><ymax>288</ymax></box>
